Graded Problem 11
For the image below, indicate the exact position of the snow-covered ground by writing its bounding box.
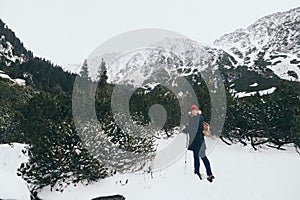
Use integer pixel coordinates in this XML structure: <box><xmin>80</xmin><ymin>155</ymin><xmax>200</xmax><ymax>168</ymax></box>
<box><xmin>0</xmin><ymin>143</ymin><xmax>30</xmax><ymax>200</ymax></box>
<box><xmin>230</xmin><ymin>87</ymin><xmax>277</xmax><ymax>98</ymax></box>
<box><xmin>0</xmin><ymin>71</ymin><xmax>26</xmax><ymax>86</ymax></box>
<box><xmin>40</xmin><ymin>136</ymin><xmax>300</xmax><ymax>200</ymax></box>
<box><xmin>1</xmin><ymin>137</ymin><xmax>300</xmax><ymax>200</ymax></box>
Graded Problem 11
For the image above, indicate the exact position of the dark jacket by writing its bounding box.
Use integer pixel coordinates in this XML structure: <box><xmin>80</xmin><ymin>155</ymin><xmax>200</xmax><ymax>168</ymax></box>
<box><xmin>186</xmin><ymin>114</ymin><xmax>205</xmax><ymax>152</ymax></box>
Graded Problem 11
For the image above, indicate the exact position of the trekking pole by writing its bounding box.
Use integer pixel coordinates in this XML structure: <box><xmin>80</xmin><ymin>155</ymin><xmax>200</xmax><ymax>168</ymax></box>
<box><xmin>184</xmin><ymin>149</ymin><xmax>187</xmax><ymax>174</ymax></box>
<box><xmin>184</xmin><ymin>134</ymin><xmax>188</xmax><ymax>174</ymax></box>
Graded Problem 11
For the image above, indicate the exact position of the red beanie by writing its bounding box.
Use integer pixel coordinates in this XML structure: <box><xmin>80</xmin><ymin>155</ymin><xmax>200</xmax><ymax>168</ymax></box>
<box><xmin>190</xmin><ymin>104</ymin><xmax>199</xmax><ymax>111</ymax></box>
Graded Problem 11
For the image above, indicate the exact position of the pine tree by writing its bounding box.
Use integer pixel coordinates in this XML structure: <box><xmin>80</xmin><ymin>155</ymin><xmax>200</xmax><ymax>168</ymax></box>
<box><xmin>97</xmin><ymin>59</ymin><xmax>108</xmax><ymax>86</ymax></box>
<box><xmin>267</xmin><ymin>82</ymin><xmax>300</xmax><ymax>148</ymax></box>
<box><xmin>293</xmin><ymin>106</ymin><xmax>300</xmax><ymax>149</ymax></box>
<box><xmin>221</xmin><ymin>81</ymin><xmax>300</xmax><ymax>149</ymax></box>
<box><xmin>79</xmin><ymin>59</ymin><xmax>90</xmax><ymax>80</ymax></box>
<box><xmin>17</xmin><ymin>92</ymin><xmax>110</xmax><ymax>193</ymax></box>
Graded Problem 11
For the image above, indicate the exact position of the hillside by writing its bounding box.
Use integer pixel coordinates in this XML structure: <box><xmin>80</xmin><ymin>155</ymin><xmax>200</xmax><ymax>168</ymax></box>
<box><xmin>0</xmin><ymin>19</ymin><xmax>32</xmax><ymax>66</ymax></box>
<box><xmin>215</xmin><ymin>7</ymin><xmax>300</xmax><ymax>84</ymax></box>
<box><xmin>0</xmin><ymin>19</ymin><xmax>76</xmax><ymax>93</ymax></box>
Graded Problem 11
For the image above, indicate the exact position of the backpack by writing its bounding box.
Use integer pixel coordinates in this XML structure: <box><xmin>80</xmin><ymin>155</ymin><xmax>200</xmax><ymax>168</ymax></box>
<box><xmin>202</xmin><ymin>122</ymin><xmax>210</xmax><ymax>137</ymax></box>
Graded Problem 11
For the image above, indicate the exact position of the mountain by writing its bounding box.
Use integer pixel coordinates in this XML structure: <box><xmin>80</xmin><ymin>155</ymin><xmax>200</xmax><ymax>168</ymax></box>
<box><xmin>63</xmin><ymin>63</ymin><xmax>82</xmax><ymax>74</ymax></box>
<box><xmin>84</xmin><ymin>37</ymin><xmax>230</xmax><ymax>91</ymax></box>
<box><xmin>76</xmin><ymin>7</ymin><xmax>300</xmax><ymax>98</ymax></box>
<box><xmin>0</xmin><ymin>19</ymin><xmax>32</xmax><ymax>66</ymax></box>
<box><xmin>214</xmin><ymin>7</ymin><xmax>300</xmax><ymax>83</ymax></box>
<box><xmin>0</xmin><ymin>19</ymin><xmax>76</xmax><ymax>93</ymax></box>
<box><xmin>106</xmin><ymin>38</ymin><xmax>217</xmax><ymax>87</ymax></box>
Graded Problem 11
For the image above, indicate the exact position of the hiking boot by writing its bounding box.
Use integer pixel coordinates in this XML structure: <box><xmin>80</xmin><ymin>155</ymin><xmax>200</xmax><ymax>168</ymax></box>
<box><xmin>207</xmin><ymin>175</ymin><xmax>215</xmax><ymax>182</ymax></box>
<box><xmin>195</xmin><ymin>172</ymin><xmax>202</xmax><ymax>180</ymax></box>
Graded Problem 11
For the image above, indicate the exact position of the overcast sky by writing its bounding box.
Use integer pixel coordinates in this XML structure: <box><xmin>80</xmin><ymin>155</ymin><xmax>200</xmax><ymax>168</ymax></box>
<box><xmin>1</xmin><ymin>0</ymin><xmax>299</xmax><ymax>66</ymax></box>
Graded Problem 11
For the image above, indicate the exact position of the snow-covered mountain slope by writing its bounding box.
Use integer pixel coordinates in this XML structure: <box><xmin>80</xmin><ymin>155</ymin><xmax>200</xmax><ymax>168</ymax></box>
<box><xmin>215</xmin><ymin>7</ymin><xmax>300</xmax><ymax>56</ymax></box>
<box><xmin>62</xmin><ymin>63</ymin><xmax>82</xmax><ymax>74</ymax></box>
<box><xmin>214</xmin><ymin>7</ymin><xmax>300</xmax><ymax>82</ymax></box>
<box><xmin>38</xmin><ymin>137</ymin><xmax>300</xmax><ymax>200</ymax></box>
<box><xmin>0</xmin><ymin>143</ymin><xmax>30</xmax><ymax>200</ymax></box>
<box><xmin>0</xmin><ymin>19</ymin><xmax>32</xmax><ymax>66</ymax></box>
<box><xmin>65</xmin><ymin>7</ymin><xmax>300</xmax><ymax>97</ymax></box>
<box><xmin>108</xmin><ymin>38</ymin><xmax>215</xmax><ymax>87</ymax></box>
<box><xmin>0</xmin><ymin>35</ymin><xmax>25</xmax><ymax>66</ymax></box>
<box><xmin>84</xmin><ymin>37</ymin><xmax>226</xmax><ymax>88</ymax></box>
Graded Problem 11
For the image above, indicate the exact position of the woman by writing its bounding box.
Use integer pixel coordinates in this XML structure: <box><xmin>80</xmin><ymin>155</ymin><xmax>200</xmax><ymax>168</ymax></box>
<box><xmin>186</xmin><ymin>104</ymin><xmax>215</xmax><ymax>182</ymax></box>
